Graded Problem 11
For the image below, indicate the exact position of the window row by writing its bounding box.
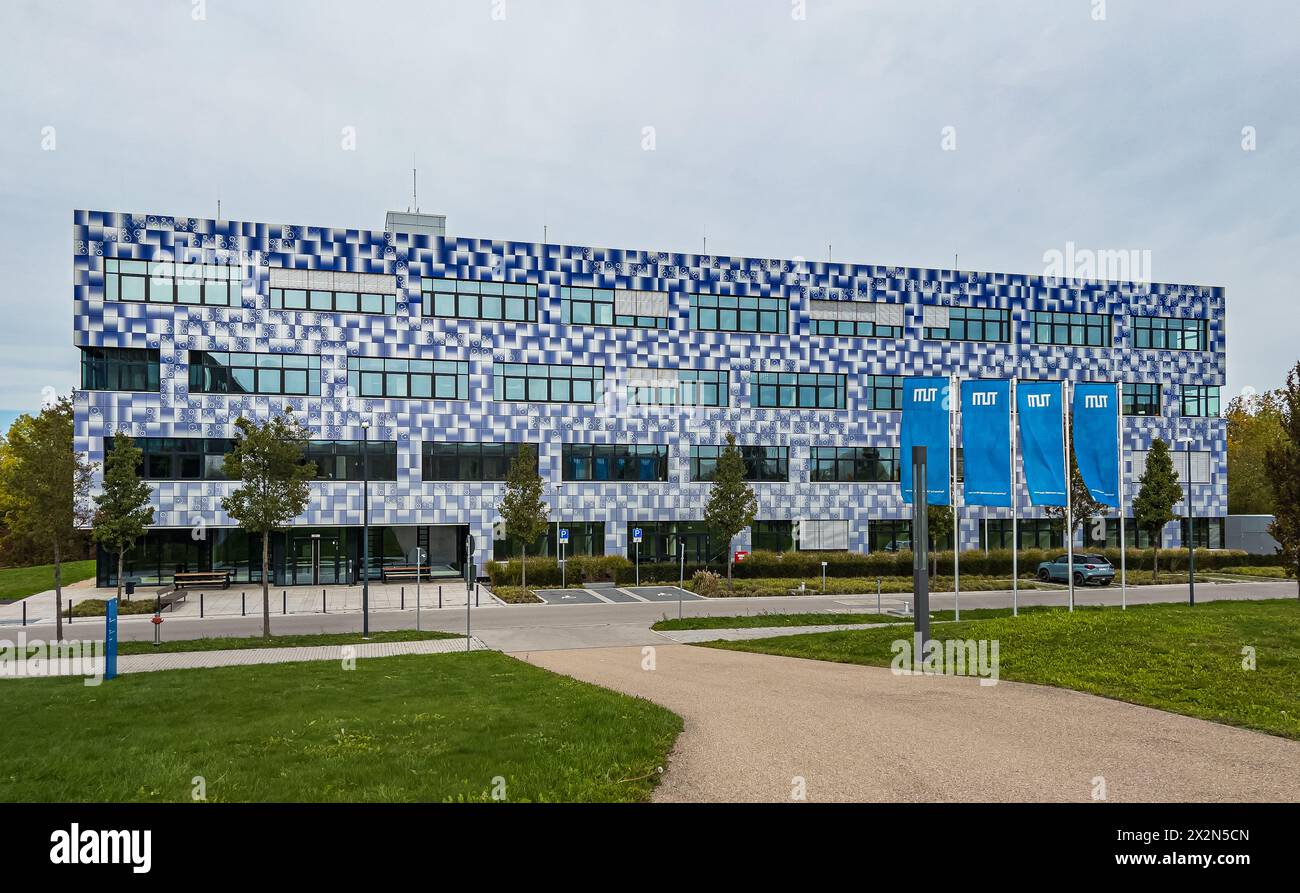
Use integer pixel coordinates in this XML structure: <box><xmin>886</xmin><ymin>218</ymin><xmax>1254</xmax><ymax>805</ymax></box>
<box><xmin>627</xmin><ymin>369</ymin><xmax>728</xmax><ymax>407</ymax></box>
<box><xmin>189</xmin><ymin>351</ymin><xmax>322</xmax><ymax>396</ymax></box>
<box><xmin>493</xmin><ymin>363</ymin><xmax>605</xmax><ymax>404</ymax></box>
<box><xmin>561</xmin><ymin>444</ymin><xmax>670</xmax><ymax>482</ymax></box>
<box><xmin>690</xmin><ymin>445</ymin><xmax>788</xmax><ymax>482</ymax></box>
<box><xmin>105</xmin><ymin>437</ymin><xmax>397</xmax><ymax>481</ymax></box>
<box><xmin>346</xmin><ymin>357</ymin><xmax>469</xmax><ymax>401</ymax></box>
<box><xmin>103</xmin><ymin>259</ymin><xmax>241</xmax><ymax>307</ymax></box>
<box><xmin>421</xmin><ymin>278</ymin><xmax>539</xmax><ymax>322</ymax></box>
<box><xmin>270</xmin><ymin>288</ymin><xmax>396</xmax><ymax>316</ymax></box>
<box><xmin>754</xmin><ymin>372</ymin><xmax>848</xmax><ymax>410</ymax></box>
<box><xmin>560</xmin><ymin>287</ymin><xmax>669</xmax><ymax>330</ymax></box>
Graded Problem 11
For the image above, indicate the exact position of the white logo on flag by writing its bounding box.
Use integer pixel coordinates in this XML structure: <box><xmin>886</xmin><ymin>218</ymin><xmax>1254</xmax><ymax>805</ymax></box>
<box><xmin>1026</xmin><ymin>393</ymin><xmax>1051</xmax><ymax>408</ymax></box>
<box><xmin>971</xmin><ymin>391</ymin><xmax>998</xmax><ymax>406</ymax></box>
<box><xmin>1084</xmin><ymin>394</ymin><xmax>1108</xmax><ymax>409</ymax></box>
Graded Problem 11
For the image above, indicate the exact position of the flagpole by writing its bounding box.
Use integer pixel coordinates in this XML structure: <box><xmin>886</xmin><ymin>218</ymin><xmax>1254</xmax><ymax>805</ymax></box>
<box><xmin>952</xmin><ymin>375</ymin><xmax>960</xmax><ymax>622</ymax></box>
<box><xmin>1117</xmin><ymin>380</ymin><xmax>1128</xmax><ymax>609</ymax></box>
<box><xmin>1064</xmin><ymin>380</ymin><xmax>1075</xmax><ymax>612</ymax></box>
<box><xmin>1011</xmin><ymin>379</ymin><xmax>1018</xmax><ymax>617</ymax></box>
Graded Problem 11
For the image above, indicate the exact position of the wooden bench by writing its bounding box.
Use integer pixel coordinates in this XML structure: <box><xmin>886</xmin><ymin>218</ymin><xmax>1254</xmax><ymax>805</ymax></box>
<box><xmin>380</xmin><ymin>566</ymin><xmax>429</xmax><ymax>583</ymax></box>
<box><xmin>173</xmin><ymin>571</ymin><xmax>230</xmax><ymax>590</ymax></box>
<box><xmin>158</xmin><ymin>590</ymin><xmax>188</xmax><ymax>611</ymax></box>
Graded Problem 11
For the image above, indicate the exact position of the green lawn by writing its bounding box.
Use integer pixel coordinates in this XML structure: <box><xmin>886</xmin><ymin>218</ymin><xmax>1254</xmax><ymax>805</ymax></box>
<box><xmin>116</xmin><ymin>629</ymin><xmax>459</xmax><ymax>655</ymax></box>
<box><xmin>0</xmin><ymin>560</ymin><xmax>97</xmax><ymax>602</ymax></box>
<box><xmin>651</xmin><ymin>605</ymin><xmax>1103</xmax><ymax>631</ymax></box>
<box><xmin>0</xmin><ymin>652</ymin><xmax>682</xmax><ymax>802</ymax></box>
<box><xmin>704</xmin><ymin>599</ymin><xmax>1300</xmax><ymax>740</ymax></box>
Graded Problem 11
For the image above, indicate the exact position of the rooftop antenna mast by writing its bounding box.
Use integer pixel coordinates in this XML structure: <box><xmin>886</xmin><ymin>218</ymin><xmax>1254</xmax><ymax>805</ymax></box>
<box><xmin>703</xmin><ymin>224</ymin><xmax>707</xmax><ymax>255</ymax></box>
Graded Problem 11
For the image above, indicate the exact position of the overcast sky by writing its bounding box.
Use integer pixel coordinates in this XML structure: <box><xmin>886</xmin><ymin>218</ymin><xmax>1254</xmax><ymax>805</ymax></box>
<box><xmin>1</xmin><ymin>0</ymin><xmax>1296</xmax><ymax>428</ymax></box>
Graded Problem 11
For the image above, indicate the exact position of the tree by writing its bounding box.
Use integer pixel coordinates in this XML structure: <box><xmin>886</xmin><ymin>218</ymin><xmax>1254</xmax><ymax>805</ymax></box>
<box><xmin>0</xmin><ymin>398</ymin><xmax>93</xmax><ymax>641</ymax></box>
<box><xmin>221</xmin><ymin>412</ymin><xmax>315</xmax><ymax>637</ymax></box>
<box><xmin>703</xmin><ymin>433</ymin><xmax>758</xmax><ymax>589</ymax></box>
<box><xmin>91</xmin><ymin>433</ymin><xmax>155</xmax><ymax>602</ymax></box>
<box><xmin>1132</xmin><ymin>437</ymin><xmax>1182</xmax><ymax>582</ymax></box>
<box><xmin>498</xmin><ymin>443</ymin><xmax>549</xmax><ymax>590</ymax></box>
<box><xmin>1226</xmin><ymin>390</ymin><xmax>1286</xmax><ymax>515</ymax></box>
<box><xmin>1044</xmin><ymin>450</ymin><xmax>1110</xmax><ymax>544</ymax></box>
<box><xmin>925</xmin><ymin>504</ymin><xmax>953</xmax><ymax>576</ymax></box>
<box><xmin>1264</xmin><ymin>362</ymin><xmax>1300</xmax><ymax>597</ymax></box>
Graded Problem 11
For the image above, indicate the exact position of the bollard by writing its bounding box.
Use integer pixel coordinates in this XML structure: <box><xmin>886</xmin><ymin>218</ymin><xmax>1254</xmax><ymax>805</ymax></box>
<box><xmin>200</xmin><ymin>592</ymin><xmax>205</xmax><ymax>618</ymax></box>
<box><xmin>475</xmin><ymin>583</ymin><xmax>479</xmax><ymax>607</ymax></box>
<box><xmin>322</xmin><ymin>589</ymin><xmax>326</xmax><ymax>614</ymax></box>
<box><xmin>876</xmin><ymin>577</ymin><xmax>882</xmax><ymax>615</ymax></box>
<box><xmin>241</xmin><ymin>592</ymin><xmax>246</xmax><ymax>617</ymax></box>
<box><xmin>283</xmin><ymin>590</ymin><xmax>287</xmax><ymax>615</ymax></box>
<box><xmin>438</xmin><ymin>585</ymin><xmax>442</xmax><ymax>609</ymax></box>
<box><xmin>401</xmin><ymin>586</ymin><xmax>405</xmax><ymax>610</ymax></box>
<box><xmin>22</xmin><ymin>601</ymin><xmax>27</xmax><ymax>627</ymax></box>
<box><xmin>68</xmin><ymin>600</ymin><xmax>73</xmax><ymax>623</ymax></box>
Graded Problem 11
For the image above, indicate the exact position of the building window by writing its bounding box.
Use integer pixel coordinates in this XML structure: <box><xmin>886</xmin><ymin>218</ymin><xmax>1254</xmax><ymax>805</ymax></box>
<box><xmin>690</xmin><ymin>445</ymin><xmax>788</xmax><ymax>482</ymax></box>
<box><xmin>103</xmin><ymin>258</ymin><xmax>241</xmax><ymax>307</ymax></box>
<box><xmin>869</xmin><ymin>520</ymin><xmax>913</xmax><ymax>553</ymax></box>
<box><xmin>493</xmin><ymin>363</ymin><xmax>604</xmax><ymax>404</ymax></box>
<box><xmin>627</xmin><ymin>368</ymin><xmax>728</xmax><ymax>407</ymax></box>
<box><xmin>1131</xmin><ymin>316</ymin><xmax>1208</xmax><ymax>351</ymax></box>
<box><xmin>751</xmin><ymin>520</ymin><xmax>793</xmax><ymax>552</ymax></box>
<box><xmin>268</xmin><ymin>266</ymin><xmax>399</xmax><ymax>316</ymax></box>
<box><xmin>1031</xmin><ymin>311</ymin><xmax>1112</xmax><ymax>347</ymax></box>
<box><xmin>753</xmin><ymin>372</ymin><xmax>847</xmax><ymax>410</ymax></box>
<box><xmin>1180</xmin><ymin>385</ymin><xmax>1220</xmax><ymax>417</ymax></box>
<box><xmin>347</xmin><ymin>357</ymin><xmax>469</xmax><ymax>400</ymax></box>
<box><xmin>80</xmin><ymin>347</ymin><xmax>160</xmax><ymax>392</ymax></box>
<box><xmin>561</xmin><ymin>444</ymin><xmax>669</xmax><ymax>482</ymax></box>
<box><xmin>863</xmin><ymin>375</ymin><xmax>904</xmax><ymax>411</ymax></box>
<box><xmin>189</xmin><ymin>351</ymin><xmax>321</xmax><ymax>396</ymax></box>
<box><xmin>1122</xmin><ymin>382</ymin><xmax>1161</xmax><ymax>417</ymax></box>
<box><xmin>421</xmin><ymin>442</ymin><xmax>523</xmax><ymax>482</ymax></box>
<box><xmin>977</xmin><ymin>519</ymin><xmax>1064</xmax><ymax>550</ymax></box>
<box><xmin>923</xmin><ymin>306</ymin><xmax>1011</xmax><ymax>342</ymax></box>
<box><xmin>795</xmin><ymin>519</ymin><xmax>850</xmax><ymax>550</ymax></box>
<box><xmin>1180</xmin><ymin>517</ymin><xmax>1225</xmax><ymax>549</ymax></box>
<box><xmin>494</xmin><ymin>521</ymin><xmax>605</xmax><ymax>561</ymax></box>
<box><xmin>303</xmin><ymin>441</ymin><xmax>397</xmax><ymax>481</ymax></box>
<box><xmin>624</xmin><ymin>521</ymin><xmax>715</xmax><ymax>563</ymax></box>
<box><xmin>810</xmin><ymin>446</ymin><xmax>899</xmax><ymax>482</ymax></box>
<box><xmin>1129</xmin><ymin>449</ymin><xmax>1211</xmax><ymax>483</ymax></box>
<box><xmin>421</xmin><ymin>278</ymin><xmax>538</xmax><ymax>322</ymax></box>
<box><xmin>106</xmin><ymin>436</ymin><xmax>234</xmax><ymax>480</ymax></box>
<box><xmin>688</xmin><ymin>294</ymin><xmax>788</xmax><ymax>334</ymax></box>
<box><xmin>808</xmin><ymin>299</ymin><xmax>903</xmax><ymax>338</ymax></box>
<box><xmin>560</xmin><ymin>287</ymin><xmax>669</xmax><ymax>329</ymax></box>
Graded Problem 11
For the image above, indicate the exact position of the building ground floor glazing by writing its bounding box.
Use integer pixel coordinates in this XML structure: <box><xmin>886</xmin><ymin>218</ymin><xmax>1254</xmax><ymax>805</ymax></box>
<box><xmin>100</xmin><ymin>514</ymin><xmax>1226</xmax><ymax>587</ymax></box>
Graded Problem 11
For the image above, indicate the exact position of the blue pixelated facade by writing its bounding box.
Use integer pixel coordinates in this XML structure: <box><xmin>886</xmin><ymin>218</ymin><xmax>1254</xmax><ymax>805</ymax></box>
<box><xmin>72</xmin><ymin>209</ymin><xmax>1226</xmax><ymax>582</ymax></box>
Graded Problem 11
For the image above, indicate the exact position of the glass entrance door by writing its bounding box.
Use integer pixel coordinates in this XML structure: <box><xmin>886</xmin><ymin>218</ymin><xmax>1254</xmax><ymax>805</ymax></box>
<box><xmin>289</xmin><ymin>532</ymin><xmax>344</xmax><ymax>585</ymax></box>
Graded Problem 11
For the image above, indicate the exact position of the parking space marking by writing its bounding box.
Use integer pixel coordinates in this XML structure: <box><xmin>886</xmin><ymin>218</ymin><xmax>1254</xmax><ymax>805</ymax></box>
<box><xmin>624</xmin><ymin>586</ymin><xmax>701</xmax><ymax>602</ymax></box>
<box><xmin>533</xmin><ymin>589</ymin><xmax>604</xmax><ymax>605</ymax></box>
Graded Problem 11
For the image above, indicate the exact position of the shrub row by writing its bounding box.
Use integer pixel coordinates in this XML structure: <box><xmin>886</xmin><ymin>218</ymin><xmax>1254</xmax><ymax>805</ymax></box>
<box><xmin>486</xmin><ymin>547</ymin><xmax>1281</xmax><ymax>587</ymax></box>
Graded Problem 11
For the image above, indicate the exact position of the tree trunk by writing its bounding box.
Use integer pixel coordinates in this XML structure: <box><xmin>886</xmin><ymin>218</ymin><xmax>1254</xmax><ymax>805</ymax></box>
<box><xmin>53</xmin><ymin>539</ymin><xmax>63</xmax><ymax>642</ymax></box>
<box><xmin>116</xmin><ymin>550</ymin><xmax>125</xmax><ymax>602</ymax></box>
<box><xmin>521</xmin><ymin>546</ymin><xmax>527</xmax><ymax>590</ymax></box>
<box><xmin>261</xmin><ymin>534</ymin><xmax>271</xmax><ymax>638</ymax></box>
<box><xmin>1151</xmin><ymin>542</ymin><xmax>1159</xmax><ymax>583</ymax></box>
<box><xmin>727</xmin><ymin>540</ymin><xmax>734</xmax><ymax>590</ymax></box>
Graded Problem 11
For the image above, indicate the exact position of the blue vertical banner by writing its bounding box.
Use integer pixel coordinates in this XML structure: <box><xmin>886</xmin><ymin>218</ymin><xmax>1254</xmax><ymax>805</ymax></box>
<box><xmin>105</xmin><ymin>597</ymin><xmax>118</xmax><ymax>681</ymax></box>
<box><xmin>1072</xmin><ymin>382</ymin><xmax>1120</xmax><ymax>507</ymax></box>
<box><xmin>900</xmin><ymin>376</ymin><xmax>951</xmax><ymax>505</ymax></box>
<box><xmin>960</xmin><ymin>380</ymin><xmax>1012</xmax><ymax>506</ymax></box>
<box><xmin>1016</xmin><ymin>381</ymin><xmax>1068</xmax><ymax>506</ymax></box>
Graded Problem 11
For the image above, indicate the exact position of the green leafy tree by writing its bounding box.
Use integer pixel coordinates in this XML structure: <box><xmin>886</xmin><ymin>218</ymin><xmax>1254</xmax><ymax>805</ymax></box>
<box><xmin>1226</xmin><ymin>390</ymin><xmax>1286</xmax><ymax>515</ymax></box>
<box><xmin>925</xmin><ymin>504</ymin><xmax>953</xmax><ymax>576</ymax></box>
<box><xmin>221</xmin><ymin>412</ymin><xmax>315</xmax><ymax>637</ymax></box>
<box><xmin>0</xmin><ymin>397</ymin><xmax>93</xmax><ymax>641</ymax></box>
<box><xmin>1132</xmin><ymin>437</ymin><xmax>1182</xmax><ymax>582</ymax></box>
<box><xmin>703</xmin><ymin>433</ymin><xmax>758</xmax><ymax>589</ymax></box>
<box><xmin>1264</xmin><ymin>362</ymin><xmax>1300</xmax><ymax>596</ymax></box>
<box><xmin>92</xmin><ymin>432</ymin><xmax>155</xmax><ymax>601</ymax></box>
<box><xmin>1044</xmin><ymin>450</ymin><xmax>1110</xmax><ymax>544</ymax></box>
<box><xmin>498</xmin><ymin>443</ymin><xmax>548</xmax><ymax>589</ymax></box>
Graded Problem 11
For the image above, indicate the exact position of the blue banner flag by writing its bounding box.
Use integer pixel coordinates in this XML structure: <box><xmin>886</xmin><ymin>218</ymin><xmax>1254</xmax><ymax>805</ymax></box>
<box><xmin>1072</xmin><ymin>382</ymin><xmax>1120</xmax><ymax>507</ymax></box>
<box><xmin>960</xmin><ymin>380</ymin><xmax>1012</xmax><ymax>507</ymax></box>
<box><xmin>1016</xmin><ymin>381</ymin><xmax>1067</xmax><ymax>506</ymax></box>
<box><xmin>900</xmin><ymin>376</ymin><xmax>951</xmax><ymax>505</ymax></box>
<box><xmin>105</xmin><ymin>597</ymin><xmax>118</xmax><ymax>681</ymax></box>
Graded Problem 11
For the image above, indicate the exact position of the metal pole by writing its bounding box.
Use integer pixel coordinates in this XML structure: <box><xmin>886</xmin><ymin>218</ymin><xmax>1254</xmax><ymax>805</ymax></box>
<box><xmin>416</xmin><ymin>548</ymin><xmax>422</xmax><ymax>632</ymax></box>
<box><xmin>322</xmin><ymin>588</ymin><xmax>326</xmax><ymax>613</ymax></box>
<box><xmin>876</xmin><ymin>577</ymin><xmax>881</xmax><ymax>614</ymax></box>
<box><xmin>635</xmin><ymin>541</ymin><xmax>640</xmax><ymax>587</ymax></box>
<box><xmin>200</xmin><ymin>592</ymin><xmax>204</xmax><ymax>618</ymax></box>
<box><xmin>1187</xmin><ymin>445</ymin><xmax>1196</xmax><ymax>607</ymax></box>
<box><xmin>560</xmin><ymin>539</ymin><xmax>565</xmax><ymax>589</ymax></box>
<box><xmin>1063</xmin><ymin>381</ymin><xmax>1075</xmax><ymax>612</ymax></box>
<box><xmin>1011</xmin><ymin>379</ymin><xmax>1019</xmax><ymax>617</ymax></box>
<box><xmin>821</xmin><ymin>561</ymin><xmax>827</xmax><ymax>595</ymax></box>
<box><xmin>912</xmin><ymin>446</ymin><xmax>930</xmax><ymax>659</ymax></box>
<box><xmin>1117</xmin><ymin>380</ymin><xmax>1128</xmax><ymax>609</ymax></box>
<box><xmin>401</xmin><ymin>586</ymin><xmax>405</xmax><ymax>611</ymax></box>
<box><xmin>678</xmin><ymin>535</ymin><xmax>685</xmax><ymax>590</ymax></box>
<box><xmin>241</xmin><ymin>591</ymin><xmax>246</xmax><ymax>617</ymax></box>
<box><xmin>438</xmin><ymin>584</ymin><xmax>442</xmax><ymax>609</ymax></box>
<box><xmin>362</xmin><ymin>423</ymin><xmax>370</xmax><ymax>638</ymax></box>
<box><xmin>466</xmin><ymin>532</ymin><xmax>472</xmax><ymax>652</ymax></box>
<box><xmin>22</xmin><ymin>601</ymin><xmax>25</xmax><ymax>627</ymax></box>
<box><xmin>282</xmin><ymin>589</ymin><xmax>286</xmax><ymax>615</ymax></box>
<box><xmin>952</xmin><ymin>374</ymin><xmax>960</xmax><ymax>622</ymax></box>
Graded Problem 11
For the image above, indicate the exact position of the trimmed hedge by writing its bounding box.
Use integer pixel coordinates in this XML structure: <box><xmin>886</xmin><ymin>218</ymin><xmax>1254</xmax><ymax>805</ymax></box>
<box><xmin>486</xmin><ymin>547</ymin><xmax>1282</xmax><ymax>587</ymax></box>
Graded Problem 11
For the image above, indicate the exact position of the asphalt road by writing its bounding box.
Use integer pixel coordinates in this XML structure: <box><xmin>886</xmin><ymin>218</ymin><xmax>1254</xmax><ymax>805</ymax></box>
<box><xmin>521</xmin><ymin>643</ymin><xmax>1300</xmax><ymax>802</ymax></box>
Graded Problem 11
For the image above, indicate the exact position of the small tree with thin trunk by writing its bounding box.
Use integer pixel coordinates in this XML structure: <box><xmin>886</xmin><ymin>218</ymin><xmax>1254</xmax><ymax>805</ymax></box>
<box><xmin>1132</xmin><ymin>437</ymin><xmax>1182</xmax><ymax>582</ymax></box>
<box><xmin>221</xmin><ymin>412</ymin><xmax>315</xmax><ymax>637</ymax></box>
<box><xmin>92</xmin><ymin>432</ymin><xmax>154</xmax><ymax>602</ymax></box>
<box><xmin>0</xmin><ymin>397</ymin><xmax>92</xmax><ymax>641</ymax></box>
<box><xmin>703</xmin><ymin>433</ymin><xmax>758</xmax><ymax>590</ymax></box>
<box><xmin>498</xmin><ymin>443</ymin><xmax>548</xmax><ymax>590</ymax></box>
<box><xmin>926</xmin><ymin>504</ymin><xmax>953</xmax><ymax>577</ymax></box>
<box><xmin>1264</xmin><ymin>361</ymin><xmax>1300</xmax><ymax>597</ymax></box>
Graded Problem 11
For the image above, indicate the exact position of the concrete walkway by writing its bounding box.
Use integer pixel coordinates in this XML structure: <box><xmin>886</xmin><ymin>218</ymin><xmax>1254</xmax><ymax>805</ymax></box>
<box><xmin>519</xmin><ymin>644</ymin><xmax>1300</xmax><ymax>803</ymax></box>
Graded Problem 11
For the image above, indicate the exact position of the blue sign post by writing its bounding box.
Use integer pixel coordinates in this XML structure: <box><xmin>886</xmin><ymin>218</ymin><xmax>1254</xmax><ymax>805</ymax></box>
<box><xmin>900</xmin><ymin>376</ymin><xmax>951</xmax><ymax>505</ymax></box>
<box><xmin>632</xmin><ymin>528</ymin><xmax>642</xmax><ymax>586</ymax></box>
<box><xmin>104</xmin><ymin>598</ymin><xmax>119</xmax><ymax>681</ymax></box>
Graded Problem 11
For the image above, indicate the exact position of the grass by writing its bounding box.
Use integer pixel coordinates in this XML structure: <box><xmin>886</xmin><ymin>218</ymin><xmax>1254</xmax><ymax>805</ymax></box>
<box><xmin>695</xmin><ymin>575</ymin><xmax>1038</xmax><ymax>598</ymax></box>
<box><xmin>0</xmin><ymin>560</ymin><xmax>97</xmax><ymax>603</ymax></box>
<box><xmin>704</xmin><ymin>599</ymin><xmax>1300</xmax><ymax>740</ymax></box>
<box><xmin>116</xmin><ymin>629</ymin><xmax>459</xmax><ymax>655</ymax></box>
<box><xmin>68</xmin><ymin>598</ymin><xmax>158</xmax><ymax>617</ymax></box>
<box><xmin>1219</xmin><ymin>566</ymin><xmax>1289</xmax><ymax>579</ymax></box>
<box><xmin>489</xmin><ymin>586</ymin><xmax>543</xmax><ymax>604</ymax></box>
<box><xmin>653</xmin><ymin>612</ymin><xmax>901</xmax><ymax>631</ymax></box>
<box><xmin>0</xmin><ymin>651</ymin><xmax>682</xmax><ymax>802</ymax></box>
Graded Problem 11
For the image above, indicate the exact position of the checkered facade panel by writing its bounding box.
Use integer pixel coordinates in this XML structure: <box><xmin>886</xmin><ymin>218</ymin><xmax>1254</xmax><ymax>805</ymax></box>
<box><xmin>72</xmin><ymin>210</ymin><xmax>1227</xmax><ymax>563</ymax></box>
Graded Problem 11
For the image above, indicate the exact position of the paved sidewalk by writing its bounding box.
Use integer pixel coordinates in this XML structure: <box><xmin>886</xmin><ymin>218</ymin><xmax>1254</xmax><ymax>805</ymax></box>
<box><xmin>520</xmin><ymin>644</ymin><xmax>1300</xmax><ymax>802</ymax></box>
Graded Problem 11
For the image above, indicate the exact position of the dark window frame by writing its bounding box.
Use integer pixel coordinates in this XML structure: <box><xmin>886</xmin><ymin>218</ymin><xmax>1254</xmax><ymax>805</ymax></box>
<box><xmin>753</xmin><ymin>372</ymin><xmax>848</xmax><ymax>410</ymax></box>
<box><xmin>561</xmin><ymin>443</ymin><xmax>669</xmax><ymax>482</ymax></box>
<box><xmin>493</xmin><ymin>363</ymin><xmax>604</xmax><ymax>404</ymax></box>
<box><xmin>924</xmin><ymin>307</ymin><xmax>1011</xmax><ymax>343</ymax></box>
<box><xmin>688</xmin><ymin>294</ymin><xmax>789</xmax><ymax>334</ymax></box>
<box><xmin>347</xmin><ymin>357</ymin><xmax>469</xmax><ymax>401</ymax></box>
<box><xmin>690</xmin><ymin>445</ymin><xmax>788</xmax><ymax>482</ymax></box>
<box><xmin>1031</xmin><ymin>311</ymin><xmax>1113</xmax><ymax>347</ymax></box>
<box><xmin>560</xmin><ymin>287</ymin><xmax>669</xmax><ymax>330</ymax></box>
<box><xmin>421</xmin><ymin>278</ymin><xmax>538</xmax><ymax>323</ymax></box>
<box><xmin>80</xmin><ymin>347</ymin><xmax>161</xmax><ymax>392</ymax></box>
<box><xmin>189</xmin><ymin>351</ymin><xmax>321</xmax><ymax>397</ymax></box>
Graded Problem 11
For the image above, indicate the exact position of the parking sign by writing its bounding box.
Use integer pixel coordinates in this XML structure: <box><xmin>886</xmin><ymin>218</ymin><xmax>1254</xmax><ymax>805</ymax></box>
<box><xmin>558</xmin><ymin>528</ymin><xmax>569</xmax><ymax>544</ymax></box>
<box><xmin>632</xmin><ymin>527</ymin><xmax>643</xmax><ymax>544</ymax></box>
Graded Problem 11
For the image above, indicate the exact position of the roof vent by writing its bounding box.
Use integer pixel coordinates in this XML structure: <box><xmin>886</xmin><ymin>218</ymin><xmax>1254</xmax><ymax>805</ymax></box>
<box><xmin>385</xmin><ymin>210</ymin><xmax>446</xmax><ymax>239</ymax></box>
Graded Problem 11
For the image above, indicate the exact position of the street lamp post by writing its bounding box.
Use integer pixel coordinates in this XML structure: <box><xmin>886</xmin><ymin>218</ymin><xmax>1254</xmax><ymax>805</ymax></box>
<box><xmin>361</xmin><ymin>420</ymin><xmax>371</xmax><ymax>637</ymax></box>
